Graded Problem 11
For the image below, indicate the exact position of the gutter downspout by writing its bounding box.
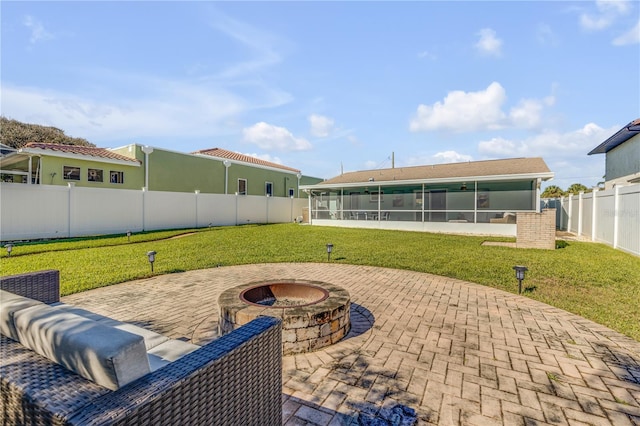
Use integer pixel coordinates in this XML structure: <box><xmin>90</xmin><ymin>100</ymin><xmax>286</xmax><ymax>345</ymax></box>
<box><xmin>28</xmin><ymin>156</ymin><xmax>33</xmax><ymax>185</ymax></box>
<box><xmin>67</xmin><ymin>183</ymin><xmax>75</xmax><ymax>237</ymax></box>
<box><xmin>224</xmin><ymin>160</ymin><xmax>231</xmax><ymax>194</ymax></box>
<box><xmin>141</xmin><ymin>146</ymin><xmax>154</xmax><ymax>191</ymax></box>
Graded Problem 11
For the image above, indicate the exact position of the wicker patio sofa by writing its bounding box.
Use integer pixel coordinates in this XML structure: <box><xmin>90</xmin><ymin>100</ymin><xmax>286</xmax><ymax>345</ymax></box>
<box><xmin>1</xmin><ymin>270</ymin><xmax>282</xmax><ymax>426</ymax></box>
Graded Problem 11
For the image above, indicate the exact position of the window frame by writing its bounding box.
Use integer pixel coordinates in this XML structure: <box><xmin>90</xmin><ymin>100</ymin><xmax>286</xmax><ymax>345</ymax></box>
<box><xmin>63</xmin><ymin>166</ymin><xmax>81</xmax><ymax>181</ymax></box>
<box><xmin>237</xmin><ymin>178</ymin><xmax>247</xmax><ymax>195</ymax></box>
<box><xmin>265</xmin><ymin>181</ymin><xmax>273</xmax><ymax>197</ymax></box>
<box><xmin>87</xmin><ymin>168</ymin><xmax>103</xmax><ymax>183</ymax></box>
<box><xmin>109</xmin><ymin>171</ymin><xmax>124</xmax><ymax>184</ymax></box>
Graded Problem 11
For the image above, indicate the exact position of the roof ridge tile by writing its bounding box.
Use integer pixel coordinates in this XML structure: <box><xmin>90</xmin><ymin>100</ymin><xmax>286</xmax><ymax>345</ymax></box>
<box><xmin>193</xmin><ymin>147</ymin><xmax>300</xmax><ymax>173</ymax></box>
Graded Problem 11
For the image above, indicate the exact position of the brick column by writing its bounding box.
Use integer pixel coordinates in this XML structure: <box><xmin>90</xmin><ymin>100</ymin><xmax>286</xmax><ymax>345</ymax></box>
<box><xmin>516</xmin><ymin>209</ymin><xmax>556</xmax><ymax>250</ymax></box>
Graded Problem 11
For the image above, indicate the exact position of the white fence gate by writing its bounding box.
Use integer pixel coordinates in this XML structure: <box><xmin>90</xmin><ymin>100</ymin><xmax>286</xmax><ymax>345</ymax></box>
<box><xmin>544</xmin><ymin>183</ymin><xmax>640</xmax><ymax>256</ymax></box>
<box><xmin>0</xmin><ymin>183</ymin><xmax>307</xmax><ymax>241</ymax></box>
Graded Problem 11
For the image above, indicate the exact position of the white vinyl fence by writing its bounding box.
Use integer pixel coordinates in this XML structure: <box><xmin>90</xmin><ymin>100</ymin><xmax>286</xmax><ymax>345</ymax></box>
<box><xmin>0</xmin><ymin>183</ymin><xmax>307</xmax><ymax>241</ymax></box>
<box><xmin>543</xmin><ymin>183</ymin><xmax>640</xmax><ymax>256</ymax></box>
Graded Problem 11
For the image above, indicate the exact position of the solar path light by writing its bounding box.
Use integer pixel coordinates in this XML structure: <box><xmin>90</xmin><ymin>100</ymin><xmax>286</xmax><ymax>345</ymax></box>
<box><xmin>5</xmin><ymin>243</ymin><xmax>13</xmax><ymax>257</ymax></box>
<box><xmin>147</xmin><ymin>251</ymin><xmax>157</xmax><ymax>272</ymax></box>
<box><xmin>326</xmin><ymin>243</ymin><xmax>333</xmax><ymax>262</ymax></box>
<box><xmin>127</xmin><ymin>230</ymin><xmax>131</xmax><ymax>242</ymax></box>
<box><xmin>513</xmin><ymin>265</ymin><xmax>528</xmax><ymax>294</ymax></box>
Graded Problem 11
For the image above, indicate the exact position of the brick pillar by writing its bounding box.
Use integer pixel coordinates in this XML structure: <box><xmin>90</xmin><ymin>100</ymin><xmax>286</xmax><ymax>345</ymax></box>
<box><xmin>516</xmin><ymin>209</ymin><xmax>556</xmax><ymax>250</ymax></box>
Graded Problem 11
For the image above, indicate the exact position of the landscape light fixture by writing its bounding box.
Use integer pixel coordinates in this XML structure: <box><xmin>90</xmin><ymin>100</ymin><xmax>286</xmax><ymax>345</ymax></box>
<box><xmin>326</xmin><ymin>243</ymin><xmax>333</xmax><ymax>262</ymax></box>
<box><xmin>513</xmin><ymin>265</ymin><xmax>528</xmax><ymax>294</ymax></box>
<box><xmin>126</xmin><ymin>230</ymin><xmax>131</xmax><ymax>242</ymax></box>
<box><xmin>5</xmin><ymin>243</ymin><xmax>13</xmax><ymax>257</ymax></box>
<box><xmin>147</xmin><ymin>251</ymin><xmax>157</xmax><ymax>272</ymax></box>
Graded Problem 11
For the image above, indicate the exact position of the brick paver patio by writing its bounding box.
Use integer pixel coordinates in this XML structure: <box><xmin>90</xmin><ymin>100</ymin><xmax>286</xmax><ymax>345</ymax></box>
<box><xmin>63</xmin><ymin>263</ymin><xmax>640</xmax><ymax>425</ymax></box>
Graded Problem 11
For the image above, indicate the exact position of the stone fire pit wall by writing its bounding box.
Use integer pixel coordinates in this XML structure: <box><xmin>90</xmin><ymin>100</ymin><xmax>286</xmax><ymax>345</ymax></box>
<box><xmin>218</xmin><ymin>280</ymin><xmax>351</xmax><ymax>355</ymax></box>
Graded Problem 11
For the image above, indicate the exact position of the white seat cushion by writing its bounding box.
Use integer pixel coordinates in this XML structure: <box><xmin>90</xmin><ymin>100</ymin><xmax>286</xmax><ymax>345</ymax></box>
<box><xmin>147</xmin><ymin>340</ymin><xmax>200</xmax><ymax>372</ymax></box>
<box><xmin>0</xmin><ymin>290</ymin><xmax>44</xmax><ymax>341</ymax></box>
<box><xmin>14</xmin><ymin>304</ymin><xmax>151</xmax><ymax>390</ymax></box>
<box><xmin>53</xmin><ymin>305</ymin><xmax>170</xmax><ymax>350</ymax></box>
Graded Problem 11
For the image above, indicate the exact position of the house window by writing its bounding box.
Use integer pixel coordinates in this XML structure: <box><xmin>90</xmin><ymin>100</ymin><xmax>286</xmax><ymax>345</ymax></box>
<box><xmin>289</xmin><ymin>188</ymin><xmax>295</xmax><ymax>197</ymax></box>
<box><xmin>238</xmin><ymin>178</ymin><xmax>247</xmax><ymax>195</ymax></box>
<box><xmin>370</xmin><ymin>191</ymin><xmax>383</xmax><ymax>202</ymax></box>
<box><xmin>110</xmin><ymin>171</ymin><xmax>124</xmax><ymax>184</ymax></box>
<box><xmin>265</xmin><ymin>182</ymin><xmax>273</xmax><ymax>196</ymax></box>
<box><xmin>63</xmin><ymin>166</ymin><xmax>80</xmax><ymax>181</ymax></box>
<box><xmin>88</xmin><ymin>168</ymin><xmax>103</xmax><ymax>182</ymax></box>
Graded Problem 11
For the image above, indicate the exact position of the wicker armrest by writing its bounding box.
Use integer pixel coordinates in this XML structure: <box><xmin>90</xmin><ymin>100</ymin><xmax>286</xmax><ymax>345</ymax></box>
<box><xmin>0</xmin><ymin>270</ymin><xmax>60</xmax><ymax>304</ymax></box>
<box><xmin>67</xmin><ymin>316</ymin><xmax>283</xmax><ymax>426</ymax></box>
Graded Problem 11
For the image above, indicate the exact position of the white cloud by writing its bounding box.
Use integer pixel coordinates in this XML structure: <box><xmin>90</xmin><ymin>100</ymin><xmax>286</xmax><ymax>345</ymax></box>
<box><xmin>579</xmin><ymin>0</ymin><xmax>631</xmax><ymax>31</ymax></box>
<box><xmin>597</xmin><ymin>0</ymin><xmax>631</xmax><ymax>15</ymax></box>
<box><xmin>474</xmin><ymin>28</ymin><xmax>502</xmax><ymax>57</ymax></box>
<box><xmin>242</xmin><ymin>122</ymin><xmax>312</xmax><ymax>151</ymax></box>
<box><xmin>537</xmin><ymin>23</ymin><xmax>558</xmax><ymax>45</ymax></box>
<box><xmin>23</xmin><ymin>15</ymin><xmax>53</xmax><ymax>44</ymax></box>
<box><xmin>613</xmin><ymin>19</ymin><xmax>640</xmax><ymax>45</ymax></box>
<box><xmin>410</xmin><ymin>82</ymin><xmax>507</xmax><ymax>132</ymax></box>
<box><xmin>364</xmin><ymin>160</ymin><xmax>378</xmax><ymax>169</ymax></box>
<box><xmin>347</xmin><ymin>135</ymin><xmax>359</xmax><ymax>145</ymax></box>
<box><xmin>477</xmin><ymin>138</ymin><xmax>518</xmax><ymax>156</ymax></box>
<box><xmin>580</xmin><ymin>13</ymin><xmax>615</xmax><ymax>30</ymax></box>
<box><xmin>478</xmin><ymin>123</ymin><xmax>619</xmax><ymax>158</ymax></box>
<box><xmin>206</xmin><ymin>10</ymin><xmax>286</xmax><ymax>79</ymax></box>
<box><xmin>308</xmin><ymin>114</ymin><xmax>335</xmax><ymax>137</ymax></box>
<box><xmin>432</xmin><ymin>151</ymin><xmax>473</xmax><ymax>164</ymax></box>
<box><xmin>509</xmin><ymin>98</ymin><xmax>549</xmax><ymax>128</ymax></box>
<box><xmin>404</xmin><ymin>151</ymin><xmax>473</xmax><ymax>167</ymax></box>
<box><xmin>410</xmin><ymin>82</ymin><xmax>556</xmax><ymax>133</ymax></box>
<box><xmin>1</xmin><ymin>80</ymin><xmax>247</xmax><ymax>142</ymax></box>
<box><xmin>417</xmin><ymin>51</ymin><xmax>437</xmax><ymax>60</ymax></box>
<box><xmin>196</xmin><ymin>9</ymin><xmax>294</xmax><ymax>109</ymax></box>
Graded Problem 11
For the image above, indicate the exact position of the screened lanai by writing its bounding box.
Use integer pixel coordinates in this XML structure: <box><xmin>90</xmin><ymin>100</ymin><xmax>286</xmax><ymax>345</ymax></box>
<box><xmin>300</xmin><ymin>157</ymin><xmax>554</xmax><ymax>236</ymax></box>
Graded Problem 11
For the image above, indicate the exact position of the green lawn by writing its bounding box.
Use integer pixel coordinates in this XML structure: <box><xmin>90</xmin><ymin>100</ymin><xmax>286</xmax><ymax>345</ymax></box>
<box><xmin>2</xmin><ymin>223</ymin><xmax>639</xmax><ymax>341</ymax></box>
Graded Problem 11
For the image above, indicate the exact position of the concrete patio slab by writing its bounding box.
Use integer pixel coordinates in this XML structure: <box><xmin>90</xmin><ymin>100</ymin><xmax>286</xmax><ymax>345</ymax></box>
<box><xmin>63</xmin><ymin>263</ymin><xmax>640</xmax><ymax>425</ymax></box>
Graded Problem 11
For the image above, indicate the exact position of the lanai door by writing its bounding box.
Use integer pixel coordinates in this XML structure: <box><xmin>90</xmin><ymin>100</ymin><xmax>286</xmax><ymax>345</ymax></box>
<box><xmin>429</xmin><ymin>190</ymin><xmax>446</xmax><ymax>222</ymax></box>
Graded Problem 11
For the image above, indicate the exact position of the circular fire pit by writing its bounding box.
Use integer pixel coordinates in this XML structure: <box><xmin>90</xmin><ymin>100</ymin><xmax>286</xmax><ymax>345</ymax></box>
<box><xmin>241</xmin><ymin>282</ymin><xmax>329</xmax><ymax>307</ymax></box>
<box><xmin>219</xmin><ymin>280</ymin><xmax>351</xmax><ymax>355</ymax></box>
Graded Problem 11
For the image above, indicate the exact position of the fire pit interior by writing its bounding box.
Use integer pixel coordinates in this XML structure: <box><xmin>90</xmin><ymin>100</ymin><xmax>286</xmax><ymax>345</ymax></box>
<box><xmin>241</xmin><ymin>283</ymin><xmax>329</xmax><ymax>307</ymax></box>
<box><xmin>219</xmin><ymin>280</ymin><xmax>350</xmax><ymax>355</ymax></box>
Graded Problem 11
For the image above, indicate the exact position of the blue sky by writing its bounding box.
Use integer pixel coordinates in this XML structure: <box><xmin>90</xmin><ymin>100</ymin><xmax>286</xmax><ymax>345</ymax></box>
<box><xmin>2</xmin><ymin>1</ymin><xmax>639</xmax><ymax>189</ymax></box>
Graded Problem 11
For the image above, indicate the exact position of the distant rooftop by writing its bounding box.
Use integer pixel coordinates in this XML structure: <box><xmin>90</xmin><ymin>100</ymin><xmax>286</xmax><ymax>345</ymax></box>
<box><xmin>588</xmin><ymin>118</ymin><xmax>640</xmax><ymax>155</ymax></box>
<box><xmin>193</xmin><ymin>147</ymin><xmax>300</xmax><ymax>173</ymax></box>
<box><xmin>0</xmin><ymin>143</ymin><xmax>16</xmax><ymax>157</ymax></box>
<box><xmin>22</xmin><ymin>143</ymin><xmax>140</xmax><ymax>164</ymax></box>
<box><xmin>317</xmin><ymin>157</ymin><xmax>553</xmax><ymax>186</ymax></box>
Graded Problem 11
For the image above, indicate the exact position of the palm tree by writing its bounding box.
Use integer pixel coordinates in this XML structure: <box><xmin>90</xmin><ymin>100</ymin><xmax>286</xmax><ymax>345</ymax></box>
<box><xmin>567</xmin><ymin>183</ymin><xmax>590</xmax><ymax>195</ymax></box>
<box><xmin>541</xmin><ymin>185</ymin><xmax>565</xmax><ymax>198</ymax></box>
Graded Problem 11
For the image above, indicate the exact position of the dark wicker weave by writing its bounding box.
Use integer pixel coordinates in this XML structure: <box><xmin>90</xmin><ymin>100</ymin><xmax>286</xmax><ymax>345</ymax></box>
<box><xmin>1</xmin><ymin>271</ymin><xmax>283</xmax><ymax>426</ymax></box>
<box><xmin>0</xmin><ymin>269</ymin><xmax>60</xmax><ymax>304</ymax></box>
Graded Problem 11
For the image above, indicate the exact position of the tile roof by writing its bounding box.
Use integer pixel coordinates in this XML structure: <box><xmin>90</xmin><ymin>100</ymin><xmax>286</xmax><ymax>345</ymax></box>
<box><xmin>193</xmin><ymin>147</ymin><xmax>301</xmax><ymax>173</ymax></box>
<box><xmin>318</xmin><ymin>157</ymin><xmax>553</xmax><ymax>185</ymax></box>
<box><xmin>588</xmin><ymin>118</ymin><xmax>640</xmax><ymax>155</ymax></box>
<box><xmin>23</xmin><ymin>143</ymin><xmax>140</xmax><ymax>164</ymax></box>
